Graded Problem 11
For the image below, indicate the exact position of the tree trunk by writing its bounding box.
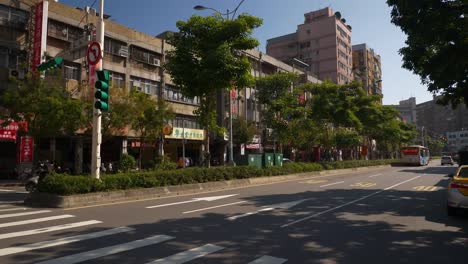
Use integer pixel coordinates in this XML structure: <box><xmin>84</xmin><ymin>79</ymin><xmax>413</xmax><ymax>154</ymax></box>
<box><xmin>206</xmin><ymin>133</ymin><xmax>210</xmax><ymax>168</ymax></box>
<box><xmin>139</xmin><ymin>136</ymin><xmax>144</xmax><ymax>170</ymax></box>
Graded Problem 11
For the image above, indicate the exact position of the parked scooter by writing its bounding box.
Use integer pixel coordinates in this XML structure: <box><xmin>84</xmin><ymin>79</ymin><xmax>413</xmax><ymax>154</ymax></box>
<box><xmin>22</xmin><ymin>161</ymin><xmax>50</xmax><ymax>192</ymax></box>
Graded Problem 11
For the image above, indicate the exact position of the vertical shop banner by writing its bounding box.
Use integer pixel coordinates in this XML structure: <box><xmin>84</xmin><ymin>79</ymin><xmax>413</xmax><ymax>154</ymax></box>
<box><xmin>31</xmin><ymin>1</ymin><xmax>48</xmax><ymax>72</ymax></box>
<box><xmin>19</xmin><ymin>136</ymin><xmax>34</xmax><ymax>163</ymax></box>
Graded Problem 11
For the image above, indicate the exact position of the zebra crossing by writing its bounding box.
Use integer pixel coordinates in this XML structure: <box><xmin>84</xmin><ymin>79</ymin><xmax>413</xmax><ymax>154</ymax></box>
<box><xmin>0</xmin><ymin>204</ymin><xmax>288</xmax><ymax>263</ymax></box>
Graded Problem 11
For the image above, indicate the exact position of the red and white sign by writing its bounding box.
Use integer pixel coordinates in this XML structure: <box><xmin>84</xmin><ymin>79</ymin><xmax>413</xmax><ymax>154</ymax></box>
<box><xmin>231</xmin><ymin>89</ymin><xmax>236</xmax><ymax>99</ymax></box>
<box><xmin>0</xmin><ymin>121</ymin><xmax>28</xmax><ymax>141</ymax></box>
<box><xmin>31</xmin><ymin>1</ymin><xmax>48</xmax><ymax>72</ymax></box>
<box><xmin>87</xmin><ymin>41</ymin><xmax>102</xmax><ymax>66</ymax></box>
<box><xmin>19</xmin><ymin>136</ymin><xmax>34</xmax><ymax>163</ymax></box>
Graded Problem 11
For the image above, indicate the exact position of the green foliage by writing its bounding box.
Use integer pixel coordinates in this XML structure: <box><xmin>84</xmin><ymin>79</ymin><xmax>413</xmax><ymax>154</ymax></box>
<box><xmin>153</xmin><ymin>155</ymin><xmax>178</xmax><ymax>171</ymax></box>
<box><xmin>232</xmin><ymin>118</ymin><xmax>257</xmax><ymax>146</ymax></box>
<box><xmin>387</xmin><ymin>0</ymin><xmax>468</xmax><ymax>106</ymax></box>
<box><xmin>39</xmin><ymin>159</ymin><xmax>397</xmax><ymax>195</ymax></box>
<box><xmin>0</xmin><ymin>74</ymin><xmax>88</xmax><ymax>141</ymax></box>
<box><xmin>119</xmin><ymin>154</ymin><xmax>136</xmax><ymax>172</ymax></box>
<box><xmin>165</xmin><ymin>14</ymin><xmax>263</xmax><ymax>154</ymax></box>
<box><xmin>335</xmin><ymin>129</ymin><xmax>362</xmax><ymax>149</ymax></box>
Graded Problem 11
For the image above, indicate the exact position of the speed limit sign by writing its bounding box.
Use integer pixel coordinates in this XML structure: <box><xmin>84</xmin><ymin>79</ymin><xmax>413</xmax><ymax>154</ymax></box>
<box><xmin>86</xmin><ymin>41</ymin><xmax>102</xmax><ymax>66</ymax></box>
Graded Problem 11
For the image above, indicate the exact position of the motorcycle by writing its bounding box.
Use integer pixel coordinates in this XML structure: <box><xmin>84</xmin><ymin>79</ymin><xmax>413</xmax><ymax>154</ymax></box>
<box><xmin>21</xmin><ymin>161</ymin><xmax>50</xmax><ymax>193</ymax></box>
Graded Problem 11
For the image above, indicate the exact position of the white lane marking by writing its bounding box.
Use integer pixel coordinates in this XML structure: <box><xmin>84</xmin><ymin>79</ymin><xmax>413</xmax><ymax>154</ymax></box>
<box><xmin>0</xmin><ymin>214</ymin><xmax>75</xmax><ymax>228</ymax></box>
<box><xmin>147</xmin><ymin>244</ymin><xmax>224</xmax><ymax>264</ymax></box>
<box><xmin>0</xmin><ymin>226</ymin><xmax>133</xmax><ymax>256</ymax></box>
<box><xmin>0</xmin><ymin>208</ymin><xmax>27</xmax><ymax>213</ymax></box>
<box><xmin>228</xmin><ymin>199</ymin><xmax>310</xmax><ymax>221</ymax></box>
<box><xmin>146</xmin><ymin>194</ymin><xmax>238</xmax><ymax>209</ymax></box>
<box><xmin>368</xmin><ymin>174</ymin><xmax>383</xmax><ymax>178</ymax></box>
<box><xmin>249</xmin><ymin>255</ymin><xmax>288</xmax><ymax>264</ymax></box>
<box><xmin>0</xmin><ymin>205</ymin><xmax>13</xmax><ymax>208</ymax></box>
<box><xmin>0</xmin><ymin>201</ymin><xmax>23</xmax><ymax>204</ymax></box>
<box><xmin>0</xmin><ymin>189</ymin><xmax>14</xmax><ymax>192</ymax></box>
<box><xmin>37</xmin><ymin>235</ymin><xmax>174</xmax><ymax>264</ymax></box>
<box><xmin>281</xmin><ymin>176</ymin><xmax>421</xmax><ymax>228</ymax></box>
<box><xmin>183</xmin><ymin>201</ymin><xmax>246</xmax><ymax>214</ymax></box>
<box><xmin>0</xmin><ymin>220</ymin><xmax>102</xmax><ymax>240</ymax></box>
<box><xmin>0</xmin><ymin>210</ymin><xmax>50</xmax><ymax>219</ymax></box>
<box><xmin>320</xmin><ymin>181</ymin><xmax>344</xmax><ymax>188</ymax></box>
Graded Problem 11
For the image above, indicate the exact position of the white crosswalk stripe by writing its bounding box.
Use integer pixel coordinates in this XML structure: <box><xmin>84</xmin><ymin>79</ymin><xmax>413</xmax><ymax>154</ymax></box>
<box><xmin>0</xmin><ymin>214</ymin><xmax>75</xmax><ymax>228</ymax></box>
<box><xmin>36</xmin><ymin>235</ymin><xmax>174</xmax><ymax>264</ymax></box>
<box><xmin>0</xmin><ymin>210</ymin><xmax>51</xmax><ymax>219</ymax></box>
<box><xmin>0</xmin><ymin>207</ymin><xmax>27</xmax><ymax>212</ymax></box>
<box><xmin>249</xmin><ymin>255</ymin><xmax>288</xmax><ymax>264</ymax></box>
<box><xmin>147</xmin><ymin>244</ymin><xmax>224</xmax><ymax>264</ymax></box>
<box><xmin>0</xmin><ymin>220</ymin><xmax>102</xmax><ymax>240</ymax></box>
<box><xmin>0</xmin><ymin>226</ymin><xmax>133</xmax><ymax>256</ymax></box>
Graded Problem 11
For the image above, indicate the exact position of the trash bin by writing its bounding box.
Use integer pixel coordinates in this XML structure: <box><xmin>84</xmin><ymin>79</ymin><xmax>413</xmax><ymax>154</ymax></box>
<box><xmin>274</xmin><ymin>153</ymin><xmax>283</xmax><ymax>167</ymax></box>
<box><xmin>248</xmin><ymin>154</ymin><xmax>262</xmax><ymax>169</ymax></box>
<box><xmin>263</xmin><ymin>153</ymin><xmax>274</xmax><ymax>167</ymax></box>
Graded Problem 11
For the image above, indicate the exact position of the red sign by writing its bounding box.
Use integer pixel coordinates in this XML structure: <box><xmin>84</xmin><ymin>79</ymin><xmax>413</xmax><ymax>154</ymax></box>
<box><xmin>31</xmin><ymin>2</ymin><xmax>44</xmax><ymax>72</ymax></box>
<box><xmin>401</xmin><ymin>147</ymin><xmax>419</xmax><ymax>155</ymax></box>
<box><xmin>87</xmin><ymin>41</ymin><xmax>102</xmax><ymax>66</ymax></box>
<box><xmin>19</xmin><ymin>136</ymin><xmax>34</xmax><ymax>163</ymax></box>
<box><xmin>231</xmin><ymin>89</ymin><xmax>236</xmax><ymax>99</ymax></box>
<box><xmin>0</xmin><ymin>121</ymin><xmax>28</xmax><ymax>141</ymax></box>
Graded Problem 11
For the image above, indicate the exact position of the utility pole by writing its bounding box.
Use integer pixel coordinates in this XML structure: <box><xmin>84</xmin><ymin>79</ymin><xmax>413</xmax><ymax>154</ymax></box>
<box><xmin>91</xmin><ymin>0</ymin><xmax>105</xmax><ymax>179</ymax></box>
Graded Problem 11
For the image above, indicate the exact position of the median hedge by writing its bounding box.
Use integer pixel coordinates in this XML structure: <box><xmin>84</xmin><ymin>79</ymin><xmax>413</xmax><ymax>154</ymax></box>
<box><xmin>38</xmin><ymin>159</ymin><xmax>396</xmax><ymax>195</ymax></box>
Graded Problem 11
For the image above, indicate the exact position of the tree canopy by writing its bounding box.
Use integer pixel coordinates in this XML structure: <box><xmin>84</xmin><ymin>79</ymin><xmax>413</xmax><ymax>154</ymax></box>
<box><xmin>387</xmin><ymin>0</ymin><xmax>468</xmax><ymax>106</ymax></box>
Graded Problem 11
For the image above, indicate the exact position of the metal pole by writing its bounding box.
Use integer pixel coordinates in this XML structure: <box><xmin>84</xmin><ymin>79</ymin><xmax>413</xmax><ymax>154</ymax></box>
<box><xmin>91</xmin><ymin>0</ymin><xmax>104</xmax><ymax>179</ymax></box>
<box><xmin>421</xmin><ymin>126</ymin><xmax>425</xmax><ymax>147</ymax></box>
<box><xmin>182</xmin><ymin>120</ymin><xmax>186</xmax><ymax>168</ymax></box>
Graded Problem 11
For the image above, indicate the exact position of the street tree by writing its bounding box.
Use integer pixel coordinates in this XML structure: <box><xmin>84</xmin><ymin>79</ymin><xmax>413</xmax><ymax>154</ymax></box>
<box><xmin>1</xmin><ymin>72</ymin><xmax>88</xmax><ymax>157</ymax></box>
<box><xmin>387</xmin><ymin>0</ymin><xmax>468</xmax><ymax>106</ymax></box>
<box><xmin>232</xmin><ymin>118</ymin><xmax>257</xmax><ymax>155</ymax></box>
<box><xmin>130</xmin><ymin>91</ymin><xmax>174</xmax><ymax>170</ymax></box>
<box><xmin>165</xmin><ymin>14</ymin><xmax>263</xmax><ymax>166</ymax></box>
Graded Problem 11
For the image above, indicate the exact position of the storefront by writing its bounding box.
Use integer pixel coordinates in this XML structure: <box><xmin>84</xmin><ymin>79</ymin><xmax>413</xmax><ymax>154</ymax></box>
<box><xmin>164</xmin><ymin>127</ymin><xmax>205</xmax><ymax>166</ymax></box>
<box><xmin>0</xmin><ymin>120</ymin><xmax>28</xmax><ymax>178</ymax></box>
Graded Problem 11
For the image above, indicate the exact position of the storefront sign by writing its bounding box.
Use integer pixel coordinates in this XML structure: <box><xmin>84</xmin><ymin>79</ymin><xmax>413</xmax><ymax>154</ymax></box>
<box><xmin>246</xmin><ymin>143</ymin><xmax>261</xmax><ymax>149</ymax></box>
<box><xmin>165</xmin><ymin>127</ymin><xmax>205</xmax><ymax>141</ymax></box>
<box><xmin>19</xmin><ymin>136</ymin><xmax>34</xmax><ymax>163</ymax></box>
<box><xmin>0</xmin><ymin>121</ymin><xmax>28</xmax><ymax>141</ymax></box>
<box><xmin>31</xmin><ymin>1</ymin><xmax>48</xmax><ymax>72</ymax></box>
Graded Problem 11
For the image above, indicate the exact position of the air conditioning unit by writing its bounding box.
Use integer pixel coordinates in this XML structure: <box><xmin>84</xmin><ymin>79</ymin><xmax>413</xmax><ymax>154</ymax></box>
<box><xmin>152</xmin><ymin>58</ymin><xmax>161</xmax><ymax>66</ymax></box>
<box><xmin>119</xmin><ymin>46</ymin><xmax>128</xmax><ymax>58</ymax></box>
<box><xmin>136</xmin><ymin>86</ymin><xmax>144</xmax><ymax>92</ymax></box>
<box><xmin>9</xmin><ymin>69</ymin><xmax>25</xmax><ymax>80</ymax></box>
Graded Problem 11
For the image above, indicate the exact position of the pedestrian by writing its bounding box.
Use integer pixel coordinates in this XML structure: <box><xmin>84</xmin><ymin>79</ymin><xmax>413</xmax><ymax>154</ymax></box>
<box><xmin>100</xmin><ymin>162</ymin><xmax>107</xmax><ymax>174</ymax></box>
<box><xmin>107</xmin><ymin>162</ymin><xmax>113</xmax><ymax>174</ymax></box>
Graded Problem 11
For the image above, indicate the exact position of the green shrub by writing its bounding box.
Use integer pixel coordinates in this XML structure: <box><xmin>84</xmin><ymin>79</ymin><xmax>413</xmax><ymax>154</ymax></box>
<box><xmin>153</xmin><ymin>155</ymin><xmax>178</xmax><ymax>171</ymax></box>
<box><xmin>39</xmin><ymin>160</ymin><xmax>396</xmax><ymax>196</ymax></box>
<box><xmin>119</xmin><ymin>154</ymin><xmax>136</xmax><ymax>172</ymax></box>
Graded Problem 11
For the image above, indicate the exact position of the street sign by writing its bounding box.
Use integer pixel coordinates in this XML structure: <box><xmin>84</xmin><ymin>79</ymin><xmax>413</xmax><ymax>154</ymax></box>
<box><xmin>86</xmin><ymin>41</ymin><xmax>102</xmax><ymax>66</ymax></box>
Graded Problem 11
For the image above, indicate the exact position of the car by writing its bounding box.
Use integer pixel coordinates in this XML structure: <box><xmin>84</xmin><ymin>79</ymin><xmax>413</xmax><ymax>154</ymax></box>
<box><xmin>447</xmin><ymin>165</ymin><xmax>468</xmax><ymax>216</ymax></box>
<box><xmin>282</xmin><ymin>158</ymin><xmax>293</xmax><ymax>164</ymax></box>
<box><xmin>441</xmin><ymin>156</ymin><xmax>454</xmax><ymax>166</ymax></box>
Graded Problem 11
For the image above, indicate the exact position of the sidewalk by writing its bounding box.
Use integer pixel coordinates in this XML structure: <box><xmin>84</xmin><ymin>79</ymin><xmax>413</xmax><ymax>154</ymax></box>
<box><xmin>0</xmin><ymin>179</ymin><xmax>24</xmax><ymax>187</ymax></box>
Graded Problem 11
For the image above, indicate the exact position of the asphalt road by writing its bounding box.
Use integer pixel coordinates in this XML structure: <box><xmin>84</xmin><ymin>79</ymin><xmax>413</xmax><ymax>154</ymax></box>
<box><xmin>0</xmin><ymin>161</ymin><xmax>467</xmax><ymax>264</ymax></box>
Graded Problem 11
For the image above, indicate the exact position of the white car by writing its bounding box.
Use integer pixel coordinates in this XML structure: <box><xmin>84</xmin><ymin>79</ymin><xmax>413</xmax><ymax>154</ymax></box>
<box><xmin>441</xmin><ymin>156</ymin><xmax>454</xmax><ymax>166</ymax></box>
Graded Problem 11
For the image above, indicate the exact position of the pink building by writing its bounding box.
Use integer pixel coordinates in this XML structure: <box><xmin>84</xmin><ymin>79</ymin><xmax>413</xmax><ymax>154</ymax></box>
<box><xmin>266</xmin><ymin>7</ymin><xmax>353</xmax><ymax>84</ymax></box>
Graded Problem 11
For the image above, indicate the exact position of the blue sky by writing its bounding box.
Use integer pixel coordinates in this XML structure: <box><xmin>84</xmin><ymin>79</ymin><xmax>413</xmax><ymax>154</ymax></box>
<box><xmin>59</xmin><ymin>0</ymin><xmax>433</xmax><ymax>105</ymax></box>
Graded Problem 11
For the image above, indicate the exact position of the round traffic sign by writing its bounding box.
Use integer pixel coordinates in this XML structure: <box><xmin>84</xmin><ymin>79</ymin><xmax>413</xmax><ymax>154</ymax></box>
<box><xmin>87</xmin><ymin>41</ymin><xmax>102</xmax><ymax>66</ymax></box>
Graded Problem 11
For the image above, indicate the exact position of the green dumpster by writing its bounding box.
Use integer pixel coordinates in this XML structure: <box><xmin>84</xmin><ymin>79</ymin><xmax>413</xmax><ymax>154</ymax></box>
<box><xmin>274</xmin><ymin>153</ymin><xmax>283</xmax><ymax>167</ymax></box>
<box><xmin>248</xmin><ymin>154</ymin><xmax>262</xmax><ymax>169</ymax></box>
<box><xmin>263</xmin><ymin>153</ymin><xmax>274</xmax><ymax>167</ymax></box>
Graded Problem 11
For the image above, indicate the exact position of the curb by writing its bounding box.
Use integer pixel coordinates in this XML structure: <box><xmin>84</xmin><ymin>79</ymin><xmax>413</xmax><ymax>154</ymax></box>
<box><xmin>25</xmin><ymin>165</ymin><xmax>392</xmax><ymax>208</ymax></box>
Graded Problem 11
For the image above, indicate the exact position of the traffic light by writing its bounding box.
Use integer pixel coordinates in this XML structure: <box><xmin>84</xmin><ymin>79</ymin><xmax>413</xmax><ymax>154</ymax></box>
<box><xmin>94</xmin><ymin>70</ymin><xmax>110</xmax><ymax>112</ymax></box>
<box><xmin>37</xmin><ymin>57</ymin><xmax>63</xmax><ymax>71</ymax></box>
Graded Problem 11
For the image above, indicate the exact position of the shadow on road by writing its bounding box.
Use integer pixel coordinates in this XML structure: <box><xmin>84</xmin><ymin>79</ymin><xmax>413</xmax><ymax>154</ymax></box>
<box><xmin>7</xmin><ymin>175</ymin><xmax>468</xmax><ymax>264</ymax></box>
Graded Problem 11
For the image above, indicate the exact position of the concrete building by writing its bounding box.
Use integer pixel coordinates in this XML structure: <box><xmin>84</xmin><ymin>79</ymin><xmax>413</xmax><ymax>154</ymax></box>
<box><xmin>447</xmin><ymin>131</ymin><xmax>468</xmax><ymax>153</ymax></box>
<box><xmin>352</xmin><ymin>43</ymin><xmax>382</xmax><ymax>96</ymax></box>
<box><xmin>0</xmin><ymin>0</ymin><xmax>320</xmax><ymax>175</ymax></box>
<box><xmin>388</xmin><ymin>97</ymin><xmax>417</xmax><ymax>124</ymax></box>
<box><xmin>266</xmin><ymin>7</ymin><xmax>353</xmax><ymax>84</ymax></box>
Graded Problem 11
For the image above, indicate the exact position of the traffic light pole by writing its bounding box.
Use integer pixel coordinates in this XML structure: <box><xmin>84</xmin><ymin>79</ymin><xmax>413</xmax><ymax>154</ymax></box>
<box><xmin>91</xmin><ymin>0</ymin><xmax>105</xmax><ymax>179</ymax></box>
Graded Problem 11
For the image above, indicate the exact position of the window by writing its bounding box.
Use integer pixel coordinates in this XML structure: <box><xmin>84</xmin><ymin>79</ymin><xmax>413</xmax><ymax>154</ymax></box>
<box><xmin>109</xmin><ymin>71</ymin><xmax>125</xmax><ymax>89</ymax></box>
<box><xmin>458</xmin><ymin>168</ymin><xmax>468</xmax><ymax>178</ymax></box>
<box><xmin>0</xmin><ymin>46</ymin><xmax>23</xmax><ymax>69</ymax></box>
<box><xmin>0</xmin><ymin>5</ymin><xmax>28</xmax><ymax>28</ymax></box>
<box><xmin>169</xmin><ymin>116</ymin><xmax>201</xmax><ymax>129</ymax></box>
<box><xmin>104</xmin><ymin>37</ymin><xmax>127</xmax><ymax>56</ymax></box>
<box><xmin>164</xmin><ymin>85</ymin><xmax>200</xmax><ymax>105</ymax></box>
<box><xmin>63</xmin><ymin>62</ymin><xmax>80</xmax><ymax>80</ymax></box>
<box><xmin>336</xmin><ymin>26</ymin><xmax>349</xmax><ymax>40</ymax></box>
<box><xmin>130</xmin><ymin>46</ymin><xmax>160</xmax><ymax>65</ymax></box>
<box><xmin>130</xmin><ymin>76</ymin><xmax>160</xmax><ymax>96</ymax></box>
<box><xmin>48</xmin><ymin>19</ymin><xmax>83</xmax><ymax>41</ymax></box>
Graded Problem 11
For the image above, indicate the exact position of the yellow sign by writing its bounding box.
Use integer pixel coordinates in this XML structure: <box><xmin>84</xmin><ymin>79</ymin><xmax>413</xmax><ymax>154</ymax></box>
<box><xmin>165</xmin><ymin>127</ymin><xmax>205</xmax><ymax>141</ymax></box>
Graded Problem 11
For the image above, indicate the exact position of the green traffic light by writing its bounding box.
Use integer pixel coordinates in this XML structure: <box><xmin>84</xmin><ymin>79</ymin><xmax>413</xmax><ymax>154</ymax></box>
<box><xmin>37</xmin><ymin>57</ymin><xmax>63</xmax><ymax>71</ymax></box>
<box><xmin>94</xmin><ymin>70</ymin><xmax>110</xmax><ymax>112</ymax></box>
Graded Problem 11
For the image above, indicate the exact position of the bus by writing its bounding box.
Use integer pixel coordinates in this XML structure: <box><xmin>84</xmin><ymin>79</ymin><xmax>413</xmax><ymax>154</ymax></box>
<box><xmin>400</xmin><ymin>145</ymin><xmax>430</xmax><ymax>166</ymax></box>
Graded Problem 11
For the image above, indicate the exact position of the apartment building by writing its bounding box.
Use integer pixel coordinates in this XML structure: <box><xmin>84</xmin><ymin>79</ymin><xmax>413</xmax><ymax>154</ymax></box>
<box><xmin>0</xmin><ymin>0</ymin><xmax>320</xmax><ymax>175</ymax></box>
<box><xmin>352</xmin><ymin>43</ymin><xmax>382</xmax><ymax>96</ymax></box>
<box><xmin>266</xmin><ymin>7</ymin><xmax>353</xmax><ymax>84</ymax></box>
<box><xmin>387</xmin><ymin>97</ymin><xmax>417</xmax><ymax>124</ymax></box>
